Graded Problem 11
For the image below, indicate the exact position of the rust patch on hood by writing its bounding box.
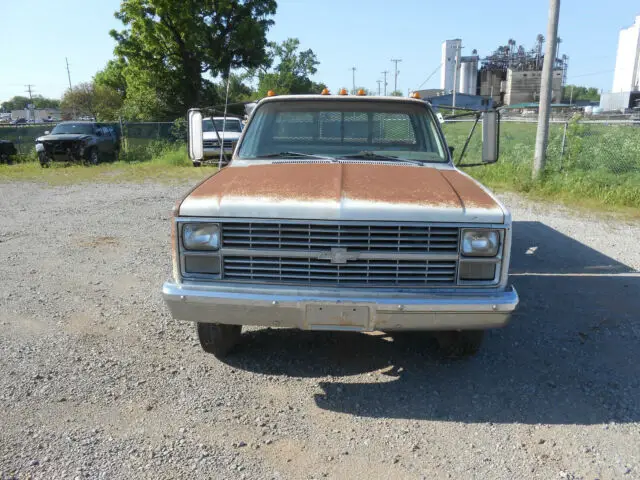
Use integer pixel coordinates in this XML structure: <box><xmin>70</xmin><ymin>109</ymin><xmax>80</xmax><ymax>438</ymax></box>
<box><xmin>185</xmin><ymin>163</ymin><xmax>500</xmax><ymax>210</ymax></box>
<box><xmin>189</xmin><ymin>163</ymin><xmax>341</xmax><ymax>203</ymax></box>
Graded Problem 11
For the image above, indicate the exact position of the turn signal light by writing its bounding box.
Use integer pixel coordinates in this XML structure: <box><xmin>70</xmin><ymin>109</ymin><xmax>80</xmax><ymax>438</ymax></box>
<box><xmin>339</xmin><ymin>88</ymin><xmax>348</xmax><ymax>95</ymax></box>
<box><xmin>410</xmin><ymin>92</ymin><xmax>422</xmax><ymax>99</ymax></box>
<box><xmin>267</xmin><ymin>90</ymin><xmax>276</xmax><ymax>97</ymax></box>
<box><xmin>356</xmin><ymin>89</ymin><xmax>366</xmax><ymax>96</ymax></box>
<box><xmin>321</xmin><ymin>88</ymin><xmax>330</xmax><ymax>95</ymax></box>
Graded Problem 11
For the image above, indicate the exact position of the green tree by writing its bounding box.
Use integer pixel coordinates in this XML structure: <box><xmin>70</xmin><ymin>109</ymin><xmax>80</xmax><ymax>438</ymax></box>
<box><xmin>1</xmin><ymin>95</ymin><xmax>60</xmax><ymax>111</ymax></box>
<box><xmin>256</xmin><ymin>38</ymin><xmax>325</xmax><ymax>96</ymax></box>
<box><xmin>562</xmin><ymin>85</ymin><xmax>600</xmax><ymax>103</ymax></box>
<box><xmin>390</xmin><ymin>90</ymin><xmax>403</xmax><ymax>97</ymax></box>
<box><xmin>109</xmin><ymin>0</ymin><xmax>277</xmax><ymax>119</ymax></box>
<box><xmin>61</xmin><ymin>82</ymin><xmax>123</xmax><ymax>121</ymax></box>
<box><xmin>94</xmin><ymin>59</ymin><xmax>128</xmax><ymax>97</ymax></box>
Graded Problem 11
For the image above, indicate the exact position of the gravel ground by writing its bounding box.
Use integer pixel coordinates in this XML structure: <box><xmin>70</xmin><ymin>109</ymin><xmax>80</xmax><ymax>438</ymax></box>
<box><xmin>0</xmin><ymin>181</ymin><xmax>639</xmax><ymax>480</ymax></box>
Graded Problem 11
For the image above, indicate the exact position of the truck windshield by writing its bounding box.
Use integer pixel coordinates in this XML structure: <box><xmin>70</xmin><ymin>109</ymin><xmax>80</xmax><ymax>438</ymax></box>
<box><xmin>203</xmin><ymin>119</ymin><xmax>242</xmax><ymax>133</ymax></box>
<box><xmin>237</xmin><ymin>100</ymin><xmax>447</xmax><ymax>162</ymax></box>
<box><xmin>51</xmin><ymin>123</ymin><xmax>94</xmax><ymax>135</ymax></box>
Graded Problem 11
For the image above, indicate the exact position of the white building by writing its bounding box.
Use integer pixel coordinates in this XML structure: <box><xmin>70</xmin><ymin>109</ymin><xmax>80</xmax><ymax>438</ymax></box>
<box><xmin>441</xmin><ymin>39</ymin><xmax>462</xmax><ymax>93</ymax></box>
<box><xmin>440</xmin><ymin>39</ymin><xmax>478</xmax><ymax>95</ymax></box>
<box><xmin>612</xmin><ymin>15</ymin><xmax>640</xmax><ymax>93</ymax></box>
<box><xmin>601</xmin><ymin>15</ymin><xmax>640</xmax><ymax>112</ymax></box>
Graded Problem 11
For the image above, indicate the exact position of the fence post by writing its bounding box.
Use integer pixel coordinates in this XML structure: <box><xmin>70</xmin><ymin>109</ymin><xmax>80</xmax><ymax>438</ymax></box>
<box><xmin>561</xmin><ymin>121</ymin><xmax>568</xmax><ymax>157</ymax></box>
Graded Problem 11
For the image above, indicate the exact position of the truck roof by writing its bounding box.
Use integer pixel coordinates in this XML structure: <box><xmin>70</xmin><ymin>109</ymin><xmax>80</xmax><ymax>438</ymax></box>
<box><xmin>257</xmin><ymin>94</ymin><xmax>428</xmax><ymax>106</ymax></box>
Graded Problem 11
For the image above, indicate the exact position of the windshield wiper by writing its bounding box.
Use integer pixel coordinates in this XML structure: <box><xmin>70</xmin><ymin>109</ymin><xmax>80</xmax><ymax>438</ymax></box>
<box><xmin>337</xmin><ymin>151</ymin><xmax>423</xmax><ymax>165</ymax></box>
<box><xmin>255</xmin><ymin>152</ymin><xmax>335</xmax><ymax>160</ymax></box>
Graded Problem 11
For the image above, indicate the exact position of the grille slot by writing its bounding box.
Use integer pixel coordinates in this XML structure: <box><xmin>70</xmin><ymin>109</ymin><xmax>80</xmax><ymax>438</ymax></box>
<box><xmin>222</xmin><ymin>223</ymin><xmax>459</xmax><ymax>254</ymax></box>
<box><xmin>223</xmin><ymin>256</ymin><xmax>457</xmax><ymax>286</ymax></box>
<box><xmin>203</xmin><ymin>139</ymin><xmax>235</xmax><ymax>148</ymax></box>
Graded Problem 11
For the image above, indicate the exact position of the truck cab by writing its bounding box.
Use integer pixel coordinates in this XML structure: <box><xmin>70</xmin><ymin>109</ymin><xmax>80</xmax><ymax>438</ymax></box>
<box><xmin>164</xmin><ymin>93</ymin><xmax>518</xmax><ymax>358</ymax></box>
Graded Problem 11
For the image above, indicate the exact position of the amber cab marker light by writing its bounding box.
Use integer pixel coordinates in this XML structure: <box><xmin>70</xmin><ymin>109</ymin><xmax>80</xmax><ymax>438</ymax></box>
<box><xmin>267</xmin><ymin>90</ymin><xmax>276</xmax><ymax>97</ymax></box>
<box><xmin>339</xmin><ymin>88</ymin><xmax>348</xmax><ymax>95</ymax></box>
<box><xmin>321</xmin><ymin>88</ymin><xmax>330</xmax><ymax>95</ymax></box>
<box><xmin>410</xmin><ymin>91</ymin><xmax>422</xmax><ymax>99</ymax></box>
<box><xmin>356</xmin><ymin>89</ymin><xmax>366</xmax><ymax>96</ymax></box>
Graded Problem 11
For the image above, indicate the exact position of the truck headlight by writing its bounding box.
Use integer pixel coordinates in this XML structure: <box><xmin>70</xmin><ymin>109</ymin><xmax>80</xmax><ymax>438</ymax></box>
<box><xmin>35</xmin><ymin>143</ymin><xmax>44</xmax><ymax>153</ymax></box>
<box><xmin>461</xmin><ymin>229</ymin><xmax>500</xmax><ymax>257</ymax></box>
<box><xmin>182</xmin><ymin>223</ymin><xmax>220</xmax><ymax>250</ymax></box>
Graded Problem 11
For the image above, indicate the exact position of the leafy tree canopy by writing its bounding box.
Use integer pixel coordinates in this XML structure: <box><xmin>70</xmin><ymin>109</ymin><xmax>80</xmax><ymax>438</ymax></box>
<box><xmin>109</xmin><ymin>0</ymin><xmax>277</xmax><ymax>119</ymax></box>
<box><xmin>563</xmin><ymin>85</ymin><xmax>600</xmax><ymax>103</ymax></box>
<box><xmin>61</xmin><ymin>82</ymin><xmax>123</xmax><ymax>121</ymax></box>
<box><xmin>1</xmin><ymin>95</ymin><xmax>60</xmax><ymax>111</ymax></box>
<box><xmin>256</xmin><ymin>38</ymin><xmax>325</xmax><ymax>97</ymax></box>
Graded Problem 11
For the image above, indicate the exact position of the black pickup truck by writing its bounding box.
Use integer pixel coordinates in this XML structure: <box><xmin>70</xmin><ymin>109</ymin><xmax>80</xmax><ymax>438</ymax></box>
<box><xmin>35</xmin><ymin>121</ymin><xmax>120</xmax><ymax>167</ymax></box>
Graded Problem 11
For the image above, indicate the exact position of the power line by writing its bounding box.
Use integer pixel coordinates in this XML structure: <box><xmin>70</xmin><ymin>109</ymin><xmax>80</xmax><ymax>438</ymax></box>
<box><xmin>391</xmin><ymin>59</ymin><xmax>402</xmax><ymax>93</ymax></box>
<box><xmin>567</xmin><ymin>69</ymin><xmax>614</xmax><ymax>79</ymax></box>
<box><xmin>415</xmin><ymin>64</ymin><xmax>443</xmax><ymax>91</ymax></box>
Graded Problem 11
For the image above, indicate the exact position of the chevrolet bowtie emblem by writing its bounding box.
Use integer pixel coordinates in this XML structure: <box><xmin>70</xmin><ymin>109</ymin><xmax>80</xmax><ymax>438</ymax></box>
<box><xmin>318</xmin><ymin>247</ymin><xmax>359</xmax><ymax>264</ymax></box>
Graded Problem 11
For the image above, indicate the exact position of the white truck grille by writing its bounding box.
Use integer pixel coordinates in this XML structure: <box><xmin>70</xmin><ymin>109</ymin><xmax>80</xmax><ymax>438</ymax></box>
<box><xmin>223</xmin><ymin>256</ymin><xmax>457</xmax><ymax>286</ymax></box>
<box><xmin>221</xmin><ymin>223</ymin><xmax>459</xmax><ymax>253</ymax></box>
<box><xmin>215</xmin><ymin>222</ymin><xmax>461</xmax><ymax>287</ymax></box>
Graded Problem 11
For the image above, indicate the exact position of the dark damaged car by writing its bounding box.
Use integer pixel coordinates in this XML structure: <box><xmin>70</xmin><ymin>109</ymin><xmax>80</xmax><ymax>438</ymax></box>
<box><xmin>0</xmin><ymin>140</ymin><xmax>18</xmax><ymax>164</ymax></box>
<box><xmin>35</xmin><ymin>121</ymin><xmax>120</xmax><ymax>167</ymax></box>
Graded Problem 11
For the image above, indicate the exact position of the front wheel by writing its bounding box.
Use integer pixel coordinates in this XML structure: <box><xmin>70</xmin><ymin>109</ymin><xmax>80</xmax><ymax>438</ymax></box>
<box><xmin>86</xmin><ymin>148</ymin><xmax>99</xmax><ymax>166</ymax></box>
<box><xmin>197</xmin><ymin>323</ymin><xmax>242</xmax><ymax>358</ymax></box>
<box><xmin>38</xmin><ymin>152</ymin><xmax>51</xmax><ymax>168</ymax></box>
<box><xmin>434</xmin><ymin>330</ymin><xmax>485</xmax><ymax>358</ymax></box>
<box><xmin>192</xmin><ymin>161</ymin><xmax>202</xmax><ymax>167</ymax></box>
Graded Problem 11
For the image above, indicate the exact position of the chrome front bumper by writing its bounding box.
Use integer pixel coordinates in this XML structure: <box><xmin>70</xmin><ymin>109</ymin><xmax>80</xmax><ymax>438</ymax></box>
<box><xmin>162</xmin><ymin>282</ymin><xmax>518</xmax><ymax>331</ymax></box>
<box><xmin>203</xmin><ymin>148</ymin><xmax>234</xmax><ymax>158</ymax></box>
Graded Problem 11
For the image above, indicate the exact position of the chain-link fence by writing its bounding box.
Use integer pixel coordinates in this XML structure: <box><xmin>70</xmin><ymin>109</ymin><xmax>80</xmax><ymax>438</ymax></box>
<box><xmin>2</xmin><ymin>118</ymin><xmax>638</xmax><ymax>175</ymax></box>
<box><xmin>442</xmin><ymin>118</ymin><xmax>640</xmax><ymax>175</ymax></box>
<box><xmin>0</xmin><ymin>121</ymin><xmax>183</xmax><ymax>158</ymax></box>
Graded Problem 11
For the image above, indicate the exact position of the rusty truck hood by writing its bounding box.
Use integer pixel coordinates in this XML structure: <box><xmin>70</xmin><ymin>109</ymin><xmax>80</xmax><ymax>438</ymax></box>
<box><xmin>179</xmin><ymin>163</ymin><xmax>506</xmax><ymax>223</ymax></box>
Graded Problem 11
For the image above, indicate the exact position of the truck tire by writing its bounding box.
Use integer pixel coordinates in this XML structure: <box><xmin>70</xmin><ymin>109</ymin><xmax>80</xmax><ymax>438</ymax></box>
<box><xmin>39</xmin><ymin>152</ymin><xmax>51</xmax><ymax>168</ymax></box>
<box><xmin>434</xmin><ymin>330</ymin><xmax>485</xmax><ymax>358</ymax></box>
<box><xmin>87</xmin><ymin>148</ymin><xmax>100</xmax><ymax>166</ymax></box>
<box><xmin>192</xmin><ymin>161</ymin><xmax>202</xmax><ymax>167</ymax></box>
<box><xmin>197</xmin><ymin>323</ymin><xmax>242</xmax><ymax>358</ymax></box>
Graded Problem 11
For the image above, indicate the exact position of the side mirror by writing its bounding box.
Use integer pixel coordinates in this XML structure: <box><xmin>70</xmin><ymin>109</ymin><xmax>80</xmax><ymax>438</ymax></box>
<box><xmin>44</xmin><ymin>130</ymin><xmax>50</xmax><ymax>135</ymax></box>
<box><xmin>187</xmin><ymin>109</ymin><xmax>204</xmax><ymax>161</ymax></box>
<box><xmin>481</xmin><ymin>110</ymin><xmax>500</xmax><ymax>163</ymax></box>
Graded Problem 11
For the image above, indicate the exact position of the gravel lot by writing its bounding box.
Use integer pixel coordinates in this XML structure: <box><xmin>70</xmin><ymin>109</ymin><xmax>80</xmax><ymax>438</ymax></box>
<box><xmin>1</xmin><ymin>180</ymin><xmax>639</xmax><ymax>480</ymax></box>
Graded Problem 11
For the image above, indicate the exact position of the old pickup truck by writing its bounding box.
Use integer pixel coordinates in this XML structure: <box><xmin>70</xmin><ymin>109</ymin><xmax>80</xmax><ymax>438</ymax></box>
<box><xmin>163</xmin><ymin>92</ymin><xmax>518</xmax><ymax>358</ymax></box>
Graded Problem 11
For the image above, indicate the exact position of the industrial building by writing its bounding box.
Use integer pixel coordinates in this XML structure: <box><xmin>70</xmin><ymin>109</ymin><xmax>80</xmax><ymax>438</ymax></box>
<box><xmin>600</xmin><ymin>15</ymin><xmax>640</xmax><ymax>112</ymax></box>
<box><xmin>439</xmin><ymin>37</ymin><xmax>567</xmax><ymax>107</ymax></box>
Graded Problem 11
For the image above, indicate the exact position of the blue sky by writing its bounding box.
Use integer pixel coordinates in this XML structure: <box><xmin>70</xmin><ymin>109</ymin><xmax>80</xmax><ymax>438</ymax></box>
<box><xmin>1</xmin><ymin>0</ymin><xmax>638</xmax><ymax>102</ymax></box>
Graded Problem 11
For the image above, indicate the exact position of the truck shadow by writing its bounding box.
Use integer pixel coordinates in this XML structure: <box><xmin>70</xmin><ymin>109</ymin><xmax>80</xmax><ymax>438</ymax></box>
<box><xmin>223</xmin><ymin>221</ymin><xmax>640</xmax><ymax>425</ymax></box>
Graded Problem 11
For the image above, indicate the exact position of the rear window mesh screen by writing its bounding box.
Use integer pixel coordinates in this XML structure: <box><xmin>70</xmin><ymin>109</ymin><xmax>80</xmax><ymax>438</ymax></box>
<box><xmin>273</xmin><ymin>111</ymin><xmax>416</xmax><ymax>145</ymax></box>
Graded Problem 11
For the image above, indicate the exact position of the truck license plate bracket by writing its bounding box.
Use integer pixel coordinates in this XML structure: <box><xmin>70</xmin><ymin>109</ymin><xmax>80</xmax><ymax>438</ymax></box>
<box><xmin>306</xmin><ymin>304</ymin><xmax>370</xmax><ymax>331</ymax></box>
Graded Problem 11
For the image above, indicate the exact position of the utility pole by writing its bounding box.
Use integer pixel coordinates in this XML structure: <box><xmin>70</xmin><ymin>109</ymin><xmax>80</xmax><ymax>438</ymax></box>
<box><xmin>569</xmin><ymin>84</ymin><xmax>574</xmax><ymax>105</ymax></box>
<box><xmin>391</xmin><ymin>59</ymin><xmax>402</xmax><ymax>93</ymax></box>
<box><xmin>376</xmin><ymin>79</ymin><xmax>382</xmax><ymax>95</ymax></box>
<box><xmin>25</xmin><ymin>84</ymin><xmax>35</xmax><ymax>122</ymax></box>
<box><xmin>452</xmin><ymin>43</ymin><xmax>461</xmax><ymax>112</ymax></box>
<box><xmin>65</xmin><ymin>57</ymin><xmax>73</xmax><ymax>90</ymax></box>
<box><xmin>25</xmin><ymin>84</ymin><xmax>34</xmax><ymax>101</ymax></box>
<box><xmin>381</xmin><ymin>70</ymin><xmax>389</xmax><ymax>95</ymax></box>
<box><xmin>351</xmin><ymin>67</ymin><xmax>356</xmax><ymax>93</ymax></box>
<box><xmin>533</xmin><ymin>0</ymin><xmax>560</xmax><ymax>179</ymax></box>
